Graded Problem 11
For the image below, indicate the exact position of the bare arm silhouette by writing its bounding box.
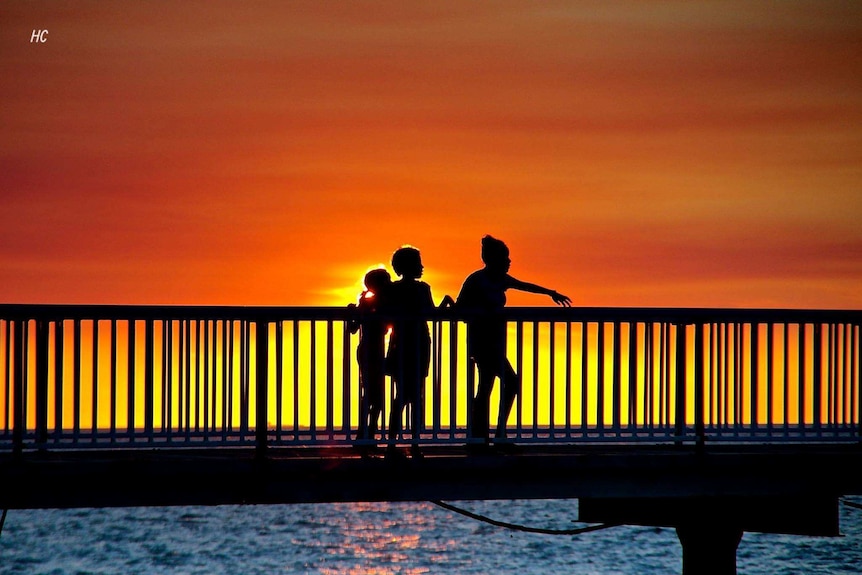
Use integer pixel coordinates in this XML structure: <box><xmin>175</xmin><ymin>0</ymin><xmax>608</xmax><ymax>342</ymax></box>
<box><xmin>507</xmin><ymin>277</ymin><xmax>572</xmax><ymax>307</ymax></box>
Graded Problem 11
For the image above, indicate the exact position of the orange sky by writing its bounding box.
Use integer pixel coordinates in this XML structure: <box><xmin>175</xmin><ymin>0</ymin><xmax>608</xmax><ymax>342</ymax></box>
<box><xmin>2</xmin><ymin>1</ymin><xmax>861</xmax><ymax>309</ymax></box>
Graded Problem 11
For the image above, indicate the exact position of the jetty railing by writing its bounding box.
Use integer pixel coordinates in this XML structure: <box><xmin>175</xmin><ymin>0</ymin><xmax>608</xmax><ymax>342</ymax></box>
<box><xmin>1</xmin><ymin>304</ymin><xmax>859</xmax><ymax>453</ymax></box>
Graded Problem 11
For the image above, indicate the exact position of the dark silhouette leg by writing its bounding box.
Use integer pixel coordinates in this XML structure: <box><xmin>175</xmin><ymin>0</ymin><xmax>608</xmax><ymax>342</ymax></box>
<box><xmin>388</xmin><ymin>374</ymin><xmax>406</xmax><ymax>447</ymax></box>
<box><xmin>388</xmin><ymin>389</ymin><xmax>403</xmax><ymax>443</ymax></box>
<box><xmin>367</xmin><ymin>399</ymin><xmax>382</xmax><ymax>440</ymax></box>
<box><xmin>355</xmin><ymin>360</ymin><xmax>367</xmax><ymax>440</ymax></box>
<box><xmin>495</xmin><ymin>361</ymin><xmax>520</xmax><ymax>439</ymax></box>
<box><xmin>413</xmin><ymin>375</ymin><xmax>425</xmax><ymax>438</ymax></box>
<box><xmin>409</xmin><ymin>377</ymin><xmax>425</xmax><ymax>457</ymax></box>
<box><xmin>470</xmin><ymin>364</ymin><xmax>495</xmax><ymax>440</ymax></box>
<box><xmin>358</xmin><ymin>384</ymin><xmax>370</xmax><ymax>441</ymax></box>
<box><xmin>365</xmin><ymin>373</ymin><xmax>385</xmax><ymax>441</ymax></box>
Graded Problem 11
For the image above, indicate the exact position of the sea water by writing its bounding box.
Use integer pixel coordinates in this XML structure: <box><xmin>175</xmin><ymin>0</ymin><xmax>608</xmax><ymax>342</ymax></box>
<box><xmin>1</xmin><ymin>497</ymin><xmax>861</xmax><ymax>574</ymax></box>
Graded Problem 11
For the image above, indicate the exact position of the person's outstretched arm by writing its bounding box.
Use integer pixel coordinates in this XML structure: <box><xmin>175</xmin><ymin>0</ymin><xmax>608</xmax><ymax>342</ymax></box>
<box><xmin>506</xmin><ymin>277</ymin><xmax>572</xmax><ymax>306</ymax></box>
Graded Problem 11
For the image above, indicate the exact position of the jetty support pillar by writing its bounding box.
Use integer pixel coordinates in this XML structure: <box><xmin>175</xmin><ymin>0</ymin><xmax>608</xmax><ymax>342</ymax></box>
<box><xmin>579</xmin><ymin>495</ymin><xmax>839</xmax><ymax>575</ymax></box>
<box><xmin>675</xmin><ymin>523</ymin><xmax>742</xmax><ymax>575</ymax></box>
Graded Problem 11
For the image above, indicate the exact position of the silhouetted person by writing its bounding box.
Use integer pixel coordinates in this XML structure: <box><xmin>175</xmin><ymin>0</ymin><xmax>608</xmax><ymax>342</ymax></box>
<box><xmin>456</xmin><ymin>235</ymin><xmax>571</xmax><ymax>443</ymax></box>
<box><xmin>347</xmin><ymin>268</ymin><xmax>392</xmax><ymax>443</ymax></box>
<box><xmin>385</xmin><ymin>246</ymin><xmax>451</xmax><ymax>457</ymax></box>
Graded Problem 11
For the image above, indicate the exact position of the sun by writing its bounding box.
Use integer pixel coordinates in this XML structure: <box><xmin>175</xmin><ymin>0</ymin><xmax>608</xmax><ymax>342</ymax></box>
<box><xmin>320</xmin><ymin>263</ymin><xmax>390</xmax><ymax>306</ymax></box>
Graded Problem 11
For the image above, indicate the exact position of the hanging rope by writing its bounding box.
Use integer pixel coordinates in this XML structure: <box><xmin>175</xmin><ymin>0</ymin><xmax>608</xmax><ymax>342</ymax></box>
<box><xmin>0</xmin><ymin>509</ymin><xmax>7</xmax><ymax>538</ymax></box>
<box><xmin>430</xmin><ymin>500</ymin><xmax>621</xmax><ymax>536</ymax></box>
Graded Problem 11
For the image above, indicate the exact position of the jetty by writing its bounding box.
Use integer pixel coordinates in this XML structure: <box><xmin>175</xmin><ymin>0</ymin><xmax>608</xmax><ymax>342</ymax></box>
<box><xmin>2</xmin><ymin>304</ymin><xmax>860</xmax><ymax>574</ymax></box>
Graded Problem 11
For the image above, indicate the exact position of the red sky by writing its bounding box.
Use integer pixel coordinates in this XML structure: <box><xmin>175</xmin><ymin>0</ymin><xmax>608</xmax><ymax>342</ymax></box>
<box><xmin>2</xmin><ymin>1</ymin><xmax>861</xmax><ymax>309</ymax></box>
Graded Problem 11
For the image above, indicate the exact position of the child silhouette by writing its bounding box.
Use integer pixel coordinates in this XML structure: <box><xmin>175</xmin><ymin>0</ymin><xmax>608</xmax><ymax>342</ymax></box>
<box><xmin>347</xmin><ymin>268</ymin><xmax>392</xmax><ymax>443</ymax></box>
<box><xmin>385</xmin><ymin>246</ymin><xmax>449</xmax><ymax>457</ymax></box>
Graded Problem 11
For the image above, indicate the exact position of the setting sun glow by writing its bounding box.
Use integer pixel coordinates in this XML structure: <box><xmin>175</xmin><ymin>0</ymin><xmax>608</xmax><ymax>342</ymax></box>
<box><xmin>2</xmin><ymin>3</ymin><xmax>860</xmax><ymax>438</ymax></box>
<box><xmin>2</xmin><ymin>1</ymin><xmax>860</xmax><ymax>310</ymax></box>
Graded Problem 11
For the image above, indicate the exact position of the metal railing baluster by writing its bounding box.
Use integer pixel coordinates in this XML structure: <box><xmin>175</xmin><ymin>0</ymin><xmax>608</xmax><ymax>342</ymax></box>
<box><xmin>1</xmin><ymin>305</ymin><xmax>859</xmax><ymax>451</ymax></box>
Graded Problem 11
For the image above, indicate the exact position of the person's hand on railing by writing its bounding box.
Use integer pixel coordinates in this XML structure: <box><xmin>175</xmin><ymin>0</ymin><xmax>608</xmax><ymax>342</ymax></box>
<box><xmin>346</xmin><ymin>302</ymin><xmax>360</xmax><ymax>333</ymax></box>
<box><xmin>550</xmin><ymin>291</ymin><xmax>572</xmax><ymax>307</ymax></box>
<box><xmin>439</xmin><ymin>295</ymin><xmax>455</xmax><ymax>308</ymax></box>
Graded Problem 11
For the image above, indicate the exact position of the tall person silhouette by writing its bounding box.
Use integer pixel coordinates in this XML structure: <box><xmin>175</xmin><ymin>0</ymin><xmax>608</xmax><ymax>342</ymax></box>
<box><xmin>455</xmin><ymin>235</ymin><xmax>571</xmax><ymax>444</ymax></box>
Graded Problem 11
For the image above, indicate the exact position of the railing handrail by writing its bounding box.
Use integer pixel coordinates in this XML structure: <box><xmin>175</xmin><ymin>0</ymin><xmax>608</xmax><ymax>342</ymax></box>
<box><xmin>2</xmin><ymin>303</ymin><xmax>860</xmax><ymax>323</ymax></box>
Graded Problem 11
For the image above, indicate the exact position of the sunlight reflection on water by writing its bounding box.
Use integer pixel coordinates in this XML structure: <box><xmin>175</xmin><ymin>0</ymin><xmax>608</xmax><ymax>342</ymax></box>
<box><xmin>0</xmin><ymin>498</ymin><xmax>861</xmax><ymax>574</ymax></box>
